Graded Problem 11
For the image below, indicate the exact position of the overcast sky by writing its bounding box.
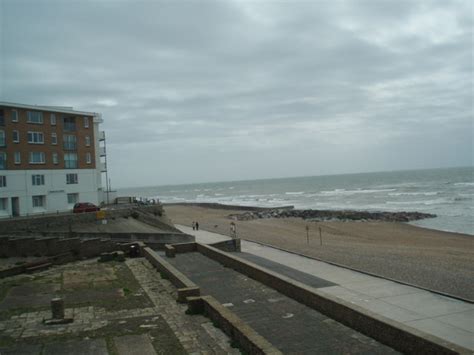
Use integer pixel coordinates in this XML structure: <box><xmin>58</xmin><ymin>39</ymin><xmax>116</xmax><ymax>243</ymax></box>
<box><xmin>1</xmin><ymin>0</ymin><xmax>472</xmax><ymax>188</ymax></box>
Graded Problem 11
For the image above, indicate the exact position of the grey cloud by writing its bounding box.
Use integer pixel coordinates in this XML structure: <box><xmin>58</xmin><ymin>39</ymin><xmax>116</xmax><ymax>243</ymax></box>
<box><xmin>1</xmin><ymin>0</ymin><xmax>472</xmax><ymax>186</ymax></box>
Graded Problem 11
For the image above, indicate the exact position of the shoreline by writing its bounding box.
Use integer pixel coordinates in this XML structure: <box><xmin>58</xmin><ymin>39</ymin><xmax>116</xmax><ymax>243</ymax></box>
<box><xmin>164</xmin><ymin>203</ymin><xmax>474</xmax><ymax>300</ymax></box>
<box><xmin>164</xmin><ymin>201</ymin><xmax>472</xmax><ymax>236</ymax></box>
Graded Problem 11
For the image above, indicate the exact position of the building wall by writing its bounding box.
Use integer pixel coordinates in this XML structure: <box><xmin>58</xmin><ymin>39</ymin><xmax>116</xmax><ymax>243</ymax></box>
<box><xmin>0</xmin><ymin>168</ymin><xmax>100</xmax><ymax>218</ymax></box>
<box><xmin>0</xmin><ymin>103</ymin><xmax>104</xmax><ymax>217</ymax></box>
<box><xmin>0</xmin><ymin>106</ymin><xmax>96</xmax><ymax>170</ymax></box>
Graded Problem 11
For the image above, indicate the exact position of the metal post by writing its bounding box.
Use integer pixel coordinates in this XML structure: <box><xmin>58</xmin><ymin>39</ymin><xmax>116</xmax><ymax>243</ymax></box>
<box><xmin>103</xmin><ymin>132</ymin><xmax>109</xmax><ymax>205</ymax></box>
<box><xmin>306</xmin><ymin>225</ymin><xmax>309</xmax><ymax>244</ymax></box>
<box><xmin>319</xmin><ymin>227</ymin><xmax>322</xmax><ymax>246</ymax></box>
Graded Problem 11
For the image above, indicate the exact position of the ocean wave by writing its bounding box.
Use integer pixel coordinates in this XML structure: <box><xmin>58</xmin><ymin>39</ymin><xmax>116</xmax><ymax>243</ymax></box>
<box><xmin>319</xmin><ymin>188</ymin><xmax>396</xmax><ymax>196</ymax></box>
<box><xmin>454</xmin><ymin>182</ymin><xmax>474</xmax><ymax>186</ymax></box>
<box><xmin>388</xmin><ymin>191</ymin><xmax>439</xmax><ymax>196</ymax></box>
<box><xmin>386</xmin><ymin>198</ymin><xmax>450</xmax><ymax>206</ymax></box>
<box><xmin>285</xmin><ymin>191</ymin><xmax>305</xmax><ymax>195</ymax></box>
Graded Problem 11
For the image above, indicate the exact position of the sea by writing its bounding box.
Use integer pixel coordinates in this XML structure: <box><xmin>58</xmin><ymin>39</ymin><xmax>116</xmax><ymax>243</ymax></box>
<box><xmin>118</xmin><ymin>166</ymin><xmax>473</xmax><ymax>235</ymax></box>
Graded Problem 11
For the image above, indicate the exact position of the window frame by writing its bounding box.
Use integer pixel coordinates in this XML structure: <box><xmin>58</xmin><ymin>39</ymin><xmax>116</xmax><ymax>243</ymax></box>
<box><xmin>67</xmin><ymin>193</ymin><xmax>79</xmax><ymax>204</ymax></box>
<box><xmin>0</xmin><ymin>130</ymin><xmax>5</xmax><ymax>147</ymax></box>
<box><xmin>11</xmin><ymin>109</ymin><xmax>19</xmax><ymax>123</ymax></box>
<box><xmin>27</xmin><ymin>131</ymin><xmax>44</xmax><ymax>144</ymax></box>
<box><xmin>13</xmin><ymin>130</ymin><xmax>20</xmax><ymax>143</ymax></box>
<box><xmin>32</xmin><ymin>195</ymin><xmax>45</xmax><ymax>208</ymax></box>
<box><xmin>52</xmin><ymin>152</ymin><xmax>59</xmax><ymax>165</ymax></box>
<box><xmin>50</xmin><ymin>113</ymin><xmax>56</xmax><ymax>125</ymax></box>
<box><xmin>51</xmin><ymin>132</ymin><xmax>57</xmax><ymax>145</ymax></box>
<box><xmin>14</xmin><ymin>152</ymin><xmax>21</xmax><ymax>164</ymax></box>
<box><xmin>0</xmin><ymin>152</ymin><xmax>6</xmax><ymax>170</ymax></box>
<box><xmin>0</xmin><ymin>176</ymin><xmax>6</xmax><ymax>187</ymax></box>
<box><xmin>0</xmin><ymin>197</ymin><xmax>7</xmax><ymax>210</ymax></box>
<box><xmin>32</xmin><ymin>174</ymin><xmax>45</xmax><ymax>186</ymax></box>
<box><xmin>29</xmin><ymin>152</ymin><xmax>46</xmax><ymax>164</ymax></box>
<box><xmin>64</xmin><ymin>152</ymin><xmax>78</xmax><ymax>169</ymax></box>
<box><xmin>66</xmin><ymin>173</ymin><xmax>78</xmax><ymax>184</ymax></box>
<box><xmin>27</xmin><ymin>111</ymin><xmax>43</xmax><ymax>124</ymax></box>
<box><xmin>86</xmin><ymin>152</ymin><xmax>92</xmax><ymax>164</ymax></box>
<box><xmin>84</xmin><ymin>116</ymin><xmax>89</xmax><ymax>128</ymax></box>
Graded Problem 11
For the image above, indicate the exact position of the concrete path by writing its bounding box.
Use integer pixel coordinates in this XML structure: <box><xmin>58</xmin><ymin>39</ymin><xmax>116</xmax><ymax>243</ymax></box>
<box><xmin>166</xmin><ymin>250</ymin><xmax>398</xmax><ymax>354</ymax></box>
<box><xmin>177</xmin><ymin>225</ymin><xmax>474</xmax><ymax>351</ymax></box>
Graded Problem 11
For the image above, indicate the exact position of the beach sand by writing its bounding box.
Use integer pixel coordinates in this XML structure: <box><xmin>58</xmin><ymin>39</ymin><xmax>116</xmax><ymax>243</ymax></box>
<box><xmin>164</xmin><ymin>204</ymin><xmax>474</xmax><ymax>301</ymax></box>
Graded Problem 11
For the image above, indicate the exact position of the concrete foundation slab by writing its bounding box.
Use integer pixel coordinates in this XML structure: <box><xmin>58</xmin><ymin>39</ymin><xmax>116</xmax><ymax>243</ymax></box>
<box><xmin>114</xmin><ymin>334</ymin><xmax>157</xmax><ymax>355</ymax></box>
<box><xmin>42</xmin><ymin>338</ymin><xmax>108</xmax><ymax>355</ymax></box>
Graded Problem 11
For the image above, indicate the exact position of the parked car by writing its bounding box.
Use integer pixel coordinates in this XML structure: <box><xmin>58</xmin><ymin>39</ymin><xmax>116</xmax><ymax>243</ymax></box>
<box><xmin>73</xmin><ymin>202</ymin><xmax>100</xmax><ymax>213</ymax></box>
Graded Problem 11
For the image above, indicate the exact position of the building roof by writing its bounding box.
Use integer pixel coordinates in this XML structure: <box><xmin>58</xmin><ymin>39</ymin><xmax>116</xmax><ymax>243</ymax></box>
<box><xmin>0</xmin><ymin>101</ymin><xmax>100</xmax><ymax>117</ymax></box>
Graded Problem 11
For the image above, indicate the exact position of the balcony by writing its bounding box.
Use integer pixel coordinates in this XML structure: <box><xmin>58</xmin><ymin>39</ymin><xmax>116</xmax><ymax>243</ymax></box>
<box><xmin>100</xmin><ymin>161</ymin><xmax>107</xmax><ymax>172</ymax></box>
<box><xmin>63</xmin><ymin>142</ymin><xmax>77</xmax><ymax>150</ymax></box>
<box><xmin>99</xmin><ymin>146</ymin><xmax>106</xmax><ymax>157</ymax></box>
<box><xmin>98</xmin><ymin>131</ymin><xmax>105</xmax><ymax>141</ymax></box>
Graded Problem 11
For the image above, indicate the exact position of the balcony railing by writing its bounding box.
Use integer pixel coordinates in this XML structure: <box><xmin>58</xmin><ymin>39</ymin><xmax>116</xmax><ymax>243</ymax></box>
<box><xmin>63</xmin><ymin>142</ymin><xmax>77</xmax><ymax>150</ymax></box>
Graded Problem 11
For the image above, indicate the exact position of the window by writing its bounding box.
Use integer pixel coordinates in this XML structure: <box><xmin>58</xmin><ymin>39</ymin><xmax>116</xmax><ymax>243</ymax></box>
<box><xmin>86</xmin><ymin>152</ymin><xmax>92</xmax><ymax>164</ymax></box>
<box><xmin>0</xmin><ymin>198</ymin><xmax>7</xmax><ymax>210</ymax></box>
<box><xmin>67</xmin><ymin>193</ymin><xmax>79</xmax><ymax>204</ymax></box>
<box><xmin>29</xmin><ymin>152</ymin><xmax>45</xmax><ymax>164</ymax></box>
<box><xmin>32</xmin><ymin>195</ymin><xmax>45</xmax><ymax>208</ymax></box>
<box><xmin>13</xmin><ymin>130</ymin><xmax>19</xmax><ymax>143</ymax></box>
<box><xmin>32</xmin><ymin>174</ymin><xmax>45</xmax><ymax>186</ymax></box>
<box><xmin>63</xmin><ymin>117</ymin><xmax>76</xmax><ymax>131</ymax></box>
<box><xmin>64</xmin><ymin>153</ymin><xmax>77</xmax><ymax>169</ymax></box>
<box><xmin>50</xmin><ymin>113</ymin><xmax>56</xmax><ymax>125</ymax></box>
<box><xmin>27</xmin><ymin>132</ymin><xmax>44</xmax><ymax>144</ymax></box>
<box><xmin>85</xmin><ymin>136</ymin><xmax>91</xmax><ymax>146</ymax></box>
<box><xmin>0</xmin><ymin>130</ymin><xmax>5</xmax><ymax>147</ymax></box>
<box><xmin>51</xmin><ymin>132</ymin><xmax>57</xmax><ymax>145</ymax></box>
<box><xmin>52</xmin><ymin>152</ymin><xmax>59</xmax><ymax>164</ymax></box>
<box><xmin>0</xmin><ymin>110</ymin><xmax>4</xmax><ymax>126</ymax></box>
<box><xmin>0</xmin><ymin>176</ymin><xmax>6</xmax><ymax>187</ymax></box>
<box><xmin>11</xmin><ymin>109</ymin><xmax>18</xmax><ymax>122</ymax></box>
<box><xmin>14</xmin><ymin>152</ymin><xmax>20</xmax><ymax>164</ymax></box>
<box><xmin>27</xmin><ymin>111</ymin><xmax>43</xmax><ymax>124</ymax></box>
<box><xmin>66</xmin><ymin>173</ymin><xmax>78</xmax><ymax>184</ymax></box>
<box><xmin>84</xmin><ymin>117</ymin><xmax>89</xmax><ymax>128</ymax></box>
<box><xmin>63</xmin><ymin>135</ymin><xmax>76</xmax><ymax>150</ymax></box>
<box><xmin>0</xmin><ymin>152</ymin><xmax>6</xmax><ymax>169</ymax></box>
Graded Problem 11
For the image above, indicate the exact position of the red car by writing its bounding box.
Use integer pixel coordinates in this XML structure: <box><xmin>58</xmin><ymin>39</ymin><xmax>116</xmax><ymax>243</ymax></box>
<box><xmin>73</xmin><ymin>202</ymin><xmax>100</xmax><ymax>213</ymax></box>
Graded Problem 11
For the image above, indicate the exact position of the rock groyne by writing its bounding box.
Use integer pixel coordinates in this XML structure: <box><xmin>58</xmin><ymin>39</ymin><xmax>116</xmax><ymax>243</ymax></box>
<box><xmin>229</xmin><ymin>209</ymin><xmax>436</xmax><ymax>223</ymax></box>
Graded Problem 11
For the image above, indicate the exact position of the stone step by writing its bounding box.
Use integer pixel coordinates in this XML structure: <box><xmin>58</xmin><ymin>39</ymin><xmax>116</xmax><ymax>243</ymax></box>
<box><xmin>26</xmin><ymin>262</ymin><xmax>52</xmax><ymax>273</ymax></box>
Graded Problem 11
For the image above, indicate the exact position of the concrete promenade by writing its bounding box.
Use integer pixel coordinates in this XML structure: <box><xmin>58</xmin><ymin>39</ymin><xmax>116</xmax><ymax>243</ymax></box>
<box><xmin>176</xmin><ymin>225</ymin><xmax>474</xmax><ymax>351</ymax></box>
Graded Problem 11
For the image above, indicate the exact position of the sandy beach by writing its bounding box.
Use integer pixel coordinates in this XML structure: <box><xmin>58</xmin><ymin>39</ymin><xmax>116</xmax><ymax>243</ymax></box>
<box><xmin>164</xmin><ymin>204</ymin><xmax>474</xmax><ymax>301</ymax></box>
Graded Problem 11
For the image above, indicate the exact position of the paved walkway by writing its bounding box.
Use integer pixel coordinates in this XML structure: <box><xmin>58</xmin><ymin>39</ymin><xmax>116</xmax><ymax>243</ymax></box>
<box><xmin>177</xmin><ymin>225</ymin><xmax>474</xmax><ymax>351</ymax></box>
<box><xmin>166</xmin><ymin>251</ymin><xmax>398</xmax><ymax>354</ymax></box>
<box><xmin>128</xmin><ymin>258</ymin><xmax>240</xmax><ymax>354</ymax></box>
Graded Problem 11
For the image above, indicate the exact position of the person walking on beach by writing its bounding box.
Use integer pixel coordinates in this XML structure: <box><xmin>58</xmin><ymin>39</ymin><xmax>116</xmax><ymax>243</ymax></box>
<box><xmin>195</xmin><ymin>221</ymin><xmax>199</xmax><ymax>231</ymax></box>
<box><xmin>192</xmin><ymin>221</ymin><xmax>196</xmax><ymax>231</ymax></box>
<box><xmin>230</xmin><ymin>222</ymin><xmax>237</xmax><ymax>239</ymax></box>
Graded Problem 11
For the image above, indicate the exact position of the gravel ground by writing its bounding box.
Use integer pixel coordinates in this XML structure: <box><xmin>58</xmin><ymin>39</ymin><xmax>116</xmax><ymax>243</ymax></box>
<box><xmin>165</xmin><ymin>205</ymin><xmax>474</xmax><ymax>301</ymax></box>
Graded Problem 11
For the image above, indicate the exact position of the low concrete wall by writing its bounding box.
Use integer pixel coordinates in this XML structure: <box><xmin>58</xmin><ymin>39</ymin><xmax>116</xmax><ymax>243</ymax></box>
<box><xmin>0</xmin><ymin>205</ymin><xmax>166</xmax><ymax>234</ymax></box>
<box><xmin>196</xmin><ymin>243</ymin><xmax>469</xmax><ymax>355</ymax></box>
<box><xmin>0</xmin><ymin>232</ymin><xmax>194</xmax><ymax>257</ymax></box>
<box><xmin>143</xmin><ymin>247</ymin><xmax>200</xmax><ymax>302</ymax></box>
<box><xmin>188</xmin><ymin>296</ymin><xmax>282</xmax><ymax>355</ymax></box>
<box><xmin>209</xmin><ymin>239</ymin><xmax>241</xmax><ymax>252</ymax></box>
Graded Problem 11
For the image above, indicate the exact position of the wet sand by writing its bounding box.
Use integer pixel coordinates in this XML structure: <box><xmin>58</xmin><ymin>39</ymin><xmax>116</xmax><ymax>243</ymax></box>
<box><xmin>164</xmin><ymin>204</ymin><xmax>474</xmax><ymax>300</ymax></box>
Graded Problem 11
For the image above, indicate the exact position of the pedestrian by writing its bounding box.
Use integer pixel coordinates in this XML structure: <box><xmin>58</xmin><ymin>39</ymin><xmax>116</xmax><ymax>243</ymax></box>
<box><xmin>230</xmin><ymin>222</ymin><xmax>236</xmax><ymax>239</ymax></box>
<box><xmin>196</xmin><ymin>221</ymin><xmax>199</xmax><ymax>231</ymax></box>
<box><xmin>192</xmin><ymin>221</ymin><xmax>195</xmax><ymax>231</ymax></box>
